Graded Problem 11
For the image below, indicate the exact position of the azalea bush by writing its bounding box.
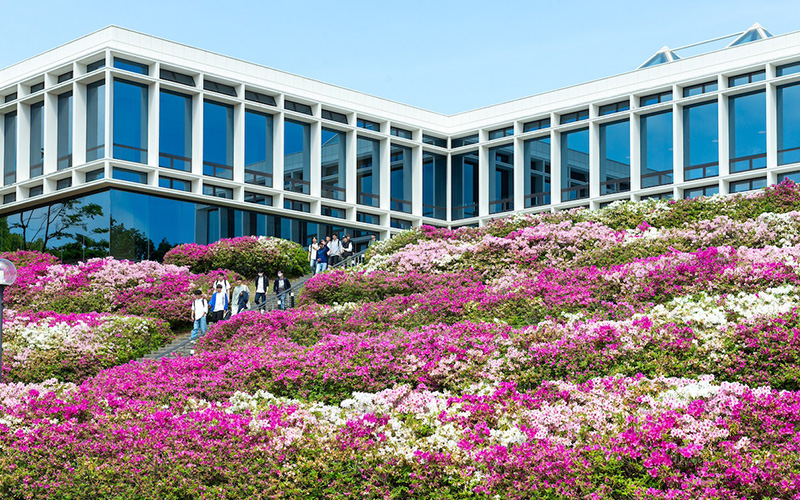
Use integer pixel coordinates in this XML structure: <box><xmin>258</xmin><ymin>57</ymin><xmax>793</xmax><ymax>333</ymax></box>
<box><xmin>1</xmin><ymin>310</ymin><xmax>171</xmax><ymax>383</ymax></box>
<box><xmin>4</xmin><ymin>255</ymin><xmax>242</xmax><ymax>326</ymax></box>
<box><xmin>164</xmin><ymin>235</ymin><xmax>308</xmax><ymax>278</ymax></box>
<box><xmin>4</xmin><ymin>184</ymin><xmax>800</xmax><ymax>497</ymax></box>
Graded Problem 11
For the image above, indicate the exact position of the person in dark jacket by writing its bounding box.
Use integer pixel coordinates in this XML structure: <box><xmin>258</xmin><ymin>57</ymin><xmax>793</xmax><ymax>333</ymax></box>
<box><xmin>315</xmin><ymin>240</ymin><xmax>328</xmax><ymax>274</ymax></box>
<box><xmin>254</xmin><ymin>270</ymin><xmax>267</xmax><ymax>307</ymax></box>
<box><xmin>273</xmin><ymin>271</ymin><xmax>292</xmax><ymax>310</ymax></box>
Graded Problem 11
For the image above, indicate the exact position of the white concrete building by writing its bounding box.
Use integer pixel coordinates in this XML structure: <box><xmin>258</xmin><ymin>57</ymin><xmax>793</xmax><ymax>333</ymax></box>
<box><xmin>0</xmin><ymin>24</ymin><xmax>798</xmax><ymax>259</ymax></box>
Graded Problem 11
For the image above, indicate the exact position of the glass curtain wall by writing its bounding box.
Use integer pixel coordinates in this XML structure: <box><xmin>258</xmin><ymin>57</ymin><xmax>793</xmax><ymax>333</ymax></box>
<box><xmin>321</xmin><ymin>128</ymin><xmax>346</xmax><ymax>200</ymax></box>
<box><xmin>390</xmin><ymin>144</ymin><xmax>412</xmax><ymax>212</ymax></box>
<box><xmin>112</xmin><ymin>79</ymin><xmax>148</xmax><ymax>164</ymax></box>
<box><xmin>245</xmin><ymin>110</ymin><xmax>274</xmax><ymax>186</ymax></box>
<box><xmin>422</xmin><ymin>151</ymin><xmax>447</xmax><ymax>219</ymax></box>
<box><xmin>3</xmin><ymin>111</ymin><xmax>16</xmax><ymax>186</ymax></box>
<box><xmin>86</xmin><ymin>80</ymin><xmax>105</xmax><ymax>161</ymax></box>
<box><xmin>523</xmin><ymin>136</ymin><xmax>551</xmax><ymax>207</ymax></box>
<box><xmin>284</xmin><ymin>119</ymin><xmax>310</xmax><ymax>193</ymax></box>
<box><xmin>777</xmin><ymin>82</ymin><xmax>800</xmax><ymax>165</ymax></box>
<box><xmin>451</xmin><ymin>151</ymin><xmax>479</xmax><ymax>219</ymax></box>
<box><xmin>29</xmin><ymin>102</ymin><xmax>44</xmax><ymax>178</ymax></box>
<box><xmin>640</xmin><ymin>111</ymin><xmax>673</xmax><ymax>188</ymax></box>
<box><xmin>57</xmin><ymin>92</ymin><xmax>73</xmax><ymax>170</ymax></box>
<box><xmin>561</xmin><ymin>128</ymin><xmax>589</xmax><ymax>201</ymax></box>
<box><xmin>159</xmin><ymin>90</ymin><xmax>192</xmax><ymax>171</ymax></box>
<box><xmin>683</xmin><ymin>101</ymin><xmax>719</xmax><ymax>180</ymax></box>
<box><xmin>599</xmin><ymin>120</ymin><xmax>630</xmax><ymax>195</ymax></box>
<box><xmin>729</xmin><ymin>90</ymin><xmax>766</xmax><ymax>173</ymax></box>
<box><xmin>489</xmin><ymin>143</ymin><xmax>514</xmax><ymax>213</ymax></box>
<box><xmin>203</xmin><ymin>100</ymin><xmax>233</xmax><ymax>179</ymax></box>
<box><xmin>356</xmin><ymin>136</ymin><xmax>380</xmax><ymax>206</ymax></box>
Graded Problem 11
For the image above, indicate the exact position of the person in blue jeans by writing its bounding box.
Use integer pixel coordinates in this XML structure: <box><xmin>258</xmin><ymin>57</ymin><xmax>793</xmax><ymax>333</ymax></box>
<box><xmin>316</xmin><ymin>240</ymin><xmax>329</xmax><ymax>274</ymax></box>
<box><xmin>273</xmin><ymin>271</ymin><xmax>292</xmax><ymax>310</ymax></box>
<box><xmin>189</xmin><ymin>289</ymin><xmax>208</xmax><ymax>342</ymax></box>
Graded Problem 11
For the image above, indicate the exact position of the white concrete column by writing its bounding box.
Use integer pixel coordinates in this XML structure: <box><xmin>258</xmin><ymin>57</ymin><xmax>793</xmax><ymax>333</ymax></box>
<box><xmin>73</xmin><ymin>82</ymin><xmax>86</xmax><ymax>167</ymax></box>
<box><xmin>147</xmin><ymin>81</ymin><xmax>158</xmax><ymax>167</ymax></box>
<box><xmin>104</xmin><ymin>70</ymin><xmax>112</xmax><ymax>163</ymax></box>
<box><xmin>478</xmin><ymin>145</ymin><xmax>489</xmax><ymax>217</ymax></box>
<box><xmin>718</xmin><ymin>93</ymin><xmax>730</xmax><ymax>178</ymax></box>
<box><xmin>513</xmin><ymin>136</ymin><xmax>524</xmax><ymax>211</ymax></box>
<box><xmin>379</xmin><ymin>137</ymin><xmax>390</xmax><ymax>211</ymax></box>
<box><xmin>766</xmin><ymin>82</ymin><xmax>778</xmax><ymax>172</ymax></box>
<box><xmin>232</xmin><ymin>102</ymin><xmax>245</xmax><ymax>184</ymax></box>
<box><xmin>309</xmin><ymin>119</ymin><xmax>321</xmax><ymax>198</ymax></box>
<box><xmin>445</xmin><ymin>153</ymin><xmax>452</xmax><ymax>223</ymax></box>
<box><xmin>273</xmin><ymin>112</ymin><xmax>285</xmax><ymax>192</ymax></box>
<box><xmin>191</xmin><ymin>94</ymin><xmax>204</xmax><ymax>188</ymax></box>
<box><xmin>17</xmin><ymin>103</ymin><xmax>29</xmax><ymax>183</ymax></box>
<box><xmin>630</xmin><ymin>112</ymin><xmax>641</xmax><ymax>192</ymax></box>
<box><xmin>411</xmin><ymin>144</ymin><xmax>422</xmax><ymax>216</ymax></box>
<box><xmin>43</xmin><ymin>92</ymin><xmax>58</xmax><ymax>176</ymax></box>
<box><xmin>673</xmin><ymin>102</ymin><xmax>683</xmax><ymax>184</ymax></box>
<box><xmin>345</xmin><ymin>129</ymin><xmax>356</xmax><ymax>206</ymax></box>
<box><xmin>551</xmin><ymin>128</ymin><xmax>562</xmax><ymax>205</ymax></box>
<box><xmin>589</xmin><ymin>120</ymin><xmax>600</xmax><ymax>199</ymax></box>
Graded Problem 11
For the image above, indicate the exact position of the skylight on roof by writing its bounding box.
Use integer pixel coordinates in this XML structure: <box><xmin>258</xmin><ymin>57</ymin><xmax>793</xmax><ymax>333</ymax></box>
<box><xmin>728</xmin><ymin>23</ymin><xmax>773</xmax><ymax>47</ymax></box>
<box><xmin>639</xmin><ymin>47</ymin><xmax>680</xmax><ymax>69</ymax></box>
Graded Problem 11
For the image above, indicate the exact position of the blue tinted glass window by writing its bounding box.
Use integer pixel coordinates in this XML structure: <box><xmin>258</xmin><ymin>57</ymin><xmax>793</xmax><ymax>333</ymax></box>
<box><xmin>158</xmin><ymin>176</ymin><xmax>191</xmax><ymax>192</ymax></box>
<box><xmin>640</xmin><ymin>91</ymin><xmax>672</xmax><ymax>107</ymax></box>
<box><xmin>245</xmin><ymin>91</ymin><xmax>276</xmax><ymax>106</ymax></box>
<box><xmin>599</xmin><ymin>119</ymin><xmax>630</xmax><ymax>195</ymax></box>
<box><xmin>86</xmin><ymin>80</ymin><xmax>106</xmax><ymax>162</ymax></box>
<box><xmin>683</xmin><ymin>101</ymin><xmax>719</xmax><ymax>180</ymax></box>
<box><xmin>113</xmin><ymin>58</ymin><xmax>149</xmax><ymax>75</ymax></box>
<box><xmin>684</xmin><ymin>184</ymin><xmax>719</xmax><ymax>199</ymax></box>
<box><xmin>113</xmin><ymin>79</ymin><xmax>148</xmax><ymax>164</ymax></box>
<box><xmin>321</xmin><ymin>127</ymin><xmax>346</xmax><ymax>200</ymax></box>
<box><xmin>390</xmin><ymin>144</ymin><xmax>412</xmax><ymax>213</ymax></box>
<box><xmin>777</xmin><ymin>62</ymin><xmax>800</xmax><ymax>77</ymax></box>
<box><xmin>778</xmin><ymin>83</ymin><xmax>800</xmax><ymax>165</ymax></box>
<box><xmin>422</xmin><ymin>151</ymin><xmax>447</xmax><ymax>219</ymax></box>
<box><xmin>159</xmin><ymin>90</ymin><xmax>192</xmax><ymax>171</ymax></box>
<box><xmin>451</xmin><ymin>151</ymin><xmax>479</xmax><ymax>219</ymax></box>
<box><xmin>523</xmin><ymin>118</ymin><xmax>550</xmax><ymax>132</ymax></box>
<box><xmin>559</xmin><ymin>110</ymin><xmax>589</xmax><ymax>124</ymax></box>
<box><xmin>4</xmin><ymin>111</ymin><xmax>16</xmax><ymax>185</ymax></box>
<box><xmin>640</xmin><ymin>111</ymin><xmax>673</xmax><ymax>188</ymax></box>
<box><xmin>729</xmin><ymin>90</ymin><xmax>766</xmax><ymax>172</ymax></box>
<box><xmin>683</xmin><ymin>81</ymin><xmax>718</xmax><ymax>97</ymax></box>
<box><xmin>356</xmin><ymin>136</ymin><xmax>380</xmax><ymax>206</ymax></box>
<box><xmin>489</xmin><ymin>143</ymin><xmax>514</xmax><ymax>213</ymax></box>
<box><xmin>29</xmin><ymin>102</ymin><xmax>44</xmax><ymax>177</ymax></box>
<box><xmin>524</xmin><ymin>136</ymin><xmax>551</xmax><ymax>207</ymax></box>
<box><xmin>87</xmin><ymin>59</ymin><xmax>105</xmax><ymax>72</ymax></box>
<box><xmin>391</xmin><ymin>127</ymin><xmax>413</xmax><ymax>139</ymax></box>
<box><xmin>730</xmin><ymin>177</ymin><xmax>767</xmax><ymax>193</ymax></box>
<box><xmin>357</xmin><ymin>118</ymin><xmax>380</xmax><ymax>131</ymax></box>
<box><xmin>452</xmin><ymin>134</ymin><xmax>479</xmax><ymax>147</ymax></box>
<box><xmin>85</xmin><ymin>168</ymin><xmax>104</xmax><ymax>181</ymax></box>
<box><xmin>357</xmin><ymin>212</ymin><xmax>379</xmax><ymax>224</ymax></box>
<box><xmin>729</xmin><ymin>71</ymin><xmax>765</xmax><ymax>88</ymax></box>
<box><xmin>488</xmin><ymin>127</ymin><xmax>514</xmax><ymax>140</ymax></box>
<box><xmin>57</xmin><ymin>92</ymin><xmax>73</xmax><ymax>170</ymax></box>
<box><xmin>284</xmin><ymin>119</ymin><xmax>311</xmax><ymax>194</ymax></box>
<box><xmin>244</xmin><ymin>191</ymin><xmax>271</xmax><ymax>205</ymax></box>
<box><xmin>599</xmin><ymin>101</ymin><xmax>630</xmax><ymax>116</ymax></box>
<box><xmin>561</xmin><ymin>128</ymin><xmax>589</xmax><ymax>201</ymax></box>
<box><xmin>245</xmin><ymin>110</ymin><xmax>274</xmax><ymax>187</ymax></box>
<box><xmin>113</xmin><ymin>167</ymin><xmax>147</xmax><ymax>184</ymax></box>
<box><xmin>391</xmin><ymin>218</ymin><xmax>412</xmax><ymax>230</ymax></box>
<box><xmin>422</xmin><ymin>135</ymin><xmax>447</xmax><ymax>148</ymax></box>
<box><xmin>321</xmin><ymin>109</ymin><xmax>347</xmax><ymax>124</ymax></box>
<box><xmin>779</xmin><ymin>171</ymin><xmax>800</xmax><ymax>183</ymax></box>
<box><xmin>203</xmin><ymin>100</ymin><xmax>233</xmax><ymax>180</ymax></box>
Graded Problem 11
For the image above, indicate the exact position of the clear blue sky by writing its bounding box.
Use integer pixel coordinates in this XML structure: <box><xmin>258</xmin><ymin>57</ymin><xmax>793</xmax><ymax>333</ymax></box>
<box><xmin>2</xmin><ymin>0</ymin><xmax>800</xmax><ymax>114</ymax></box>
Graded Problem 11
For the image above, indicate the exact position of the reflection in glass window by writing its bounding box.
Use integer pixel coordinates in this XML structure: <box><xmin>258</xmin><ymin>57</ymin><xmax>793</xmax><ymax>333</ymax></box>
<box><xmin>730</xmin><ymin>177</ymin><xmax>767</xmax><ymax>193</ymax></box>
<box><xmin>778</xmin><ymin>171</ymin><xmax>800</xmax><ymax>183</ymax></box>
<box><xmin>599</xmin><ymin>101</ymin><xmax>630</xmax><ymax>116</ymax></box>
<box><xmin>684</xmin><ymin>184</ymin><xmax>719</xmax><ymax>199</ymax></box>
<box><xmin>357</xmin><ymin>118</ymin><xmax>380</xmax><ymax>131</ymax></box>
<box><xmin>57</xmin><ymin>92</ymin><xmax>73</xmax><ymax>170</ymax></box>
<box><xmin>357</xmin><ymin>212</ymin><xmax>380</xmax><ymax>225</ymax></box>
<box><xmin>321</xmin><ymin>109</ymin><xmax>348</xmax><ymax>124</ymax></box>
<box><xmin>599</xmin><ymin>119</ymin><xmax>630</xmax><ymax>195</ymax></box>
<box><xmin>87</xmin><ymin>59</ymin><xmax>105</xmax><ymax>72</ymax></box>
<box><xmin>729</xmin><ymin>90</ymin><xmax>766</xmax><ymax>173</ymax></box>
<box><xmin>245</xmin><ymin>110</ymin><xmax>274</xmax><ymax>187</ymax></box>
<box><xmin>451</xmin><ymin>151</ymin><xmax>479</xmax><ymax>220</ymax></box>
<box><xmin>523</xmin><ymin>136</ymin><xmax>551</xmax><ymax>207</ymax></box>
<box><xmin>683</xmin><ymin>101</ymin><xmax>719</xmax><ymax>180</ymax></box>
<box><xmin>85</xmin><ymin>168</ymin><xmax>104</xmax><ymax>182</ymax></box>
<box><xmin>640</xmin><ymin>111</ymin><xmax>673</xmax><ymax>188</ymax></box>
<box><xmin>683</xmin><ymin>81</ymin><xmax>718</xmax><ymax>97</ymax></box>
<box><xmin>356</xmin><ymin>137</ymin><xmax>380</xmax><ymax>207</ymax></box>
<box><xmin>86</xmin><ymin>80</ymin><xmax>105</xmax><ymax>161</ymax></box>
<box><xmin>728</xmin><ymin>71</ymin><xmax>765</xmax><ymax>88</ymax></box>
<box><xmin>158</xmin><ymin>176</ymin><xmax>191</xmax><ymax>192</ymax></box>
<box><xmin>112</xmin><ymin>167</ymin><xmax>147</xmax><ymax>184</ymax></box>
<box><xmin>321</xmin><ymin>128</ymin><xmax>346</xmax><ymax>200</ymax></box>
<box><xmin>284</xmin><ymin>199</ymin><xmax>311</xmax><ymax>212</ymax></box>
<box><xmin>488</xmin><ymin>127</ymin><xmax>514</xmax><ymax>140</ymax></box>
<box><xmin>489</xmin><ymin>143</ymin><xmax>514</xmax><ymax>213</ymax></box>
<box><xmin>203</xmin><ymin>100</ymin><xmax>233</xmax><ymax>180</ymax></box>
<box><xmin>559</xmin><ymin>110</ymin><xmax>588</xmax><ymax>124</ymax></box>
<box><xmin>451</xmin><ymin>135</ymin><xmax>479</xmax><ymax>148</ymax></box>
<box><xmin>321</xmin><ymin>205</ymin><xmax>346</xmax><ymax>218</ymax></box>
<box><xmin>777</xmin><ymin>83</ymin><xmax>800</xmax><ymax>165</ymax></box>
<box><xmin>113</xmin><ymin>79</ymin><xmax>148</xmax><ymax>164</ymax></box>
<box><xmin>561</xmin><ymin>128</ymin><xmax>589</xmax><ymax>201</ymax></box>
<box><xmin>28</xmin><ymin>185</ymin><xmax>43</xmax><ymax>197</ymax></box>
<box><xmin>29</xmin><ymin>102</ymin><xmax>44</xmax><ymax>178</ymax></box>
<box><xmin>391</xmin><ymin>127</ymin><xmax>413</xmax><ymax>139</ymax></box>
<box><xmin>56</xmin><ymin>178</ymin><xmax>72</xmax><ymax>190</ymax></box>
<box><xmin>203</xmin><ymin>184</ymin><xmax>233</xmax><ymax>199</ymax></box>
<box><xmin>639</xmin><ymin>91</ymin><xmax>672</xmax><ymax>107</ymax></box>
<box><xmin>203</xmin><ymin>80</ymin><xmax>236</xmax><ymax>97</ymax></box>
<box><xmin>422</xmin><ymin>135</ymin><xmax>447</xmax><ymax>148</ymax></box>
<box><xmin>523</xmin><ymin>118</ymin><xmax>550</xmax><ymax>132</ymax></box>
<box><xmin>113</xmin><ymin>58</ymin><xmax>149</xmax><ymax>75</ymax></box>
<box><xmin>390</xmin><ymin>144</ymin><xmax>412</xmax><ymax>213</ymax></box>
<box><xmin>777</xmin><ymin>62</ymin><xmax>800</xmax><ymax>77</ymax></box>
<box><xmin>159</xmin><ymin>90</ymin><xmax>192</xmax><ymax>171</ymax></box>
<box><xmin>285</xmin><ymin>100</ymin><xmax>312</xmax><ymax>115</ymax></box>
<box><xmin>244</xmin><ymin>191</ymin><xmax>271</xmax><ymax>205</ymax></box>
<box><xmin>391</xmin><ymin>218</ymin><xmax>412</xmax><ymax>230</ymax></box>
<box><xmin>422</xmin><ymin>152</ymin><xmax>447</xmax><ymax>220</ymax></box>
<box><xmin>3</xmin><ymin>111</ymin><xmax>16</xmax><ymax>185</ymax></box>
<box><xmin>284</xmin><ymin>119</ymin><xmax>311</xmax><ymax>194</ymax></box>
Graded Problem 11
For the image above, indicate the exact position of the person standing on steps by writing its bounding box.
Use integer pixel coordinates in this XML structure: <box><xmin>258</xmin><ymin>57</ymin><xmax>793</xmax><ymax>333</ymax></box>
<box><xmin>254</xmin><ymin>270</ymin><xmax>267</xmax><ymax>308</ymax></box>
<box><xmin>328</xmin><ymin>233</ymin><xmax>342</xmax><ymax>267</ymax></box>
<box><xmin>369</xmin><ymin>234</ymin><xmax>377</xmax><ymax>247</ymax></box>
<box><xmin>308</xmin><ymin>237</ymin><xmax>319</xmax><ymax>275</ymax></box>
<box><xmin>190</xmin><ymin>289</ymin><xmax>208</xmax><ymax>343</ymax></box>
<box><xmin>341</xmin><ymin>234</ymin><xmax>354</xmax><ymax>264</ymax></box>
<box><xmin>209</xmin><ymin>284</ymin><xmax>228</xmax><ymax>323</ymax></box>
<box><xmin>213</xmin><ymin>273</ymin><xmax>231</xmax><ymax>304</ymax></box>
<box><xmin>273</xmin><ymin>270</ymin><xmax>291</xmax><ymax>311</ymax></box>
<box><xmin>316</xmin><ymin>240</ymin><xmax>328</xmax><ymax>274</ymax></box>
<box><xmin>233</xmin><ymin>282</ymin><xmax>250</xmax><ymax>315</ymax></box>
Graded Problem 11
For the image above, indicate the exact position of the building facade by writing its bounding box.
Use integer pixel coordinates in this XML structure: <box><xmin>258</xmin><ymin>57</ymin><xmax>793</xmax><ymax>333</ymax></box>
<box><xmin>1</xmin><ymin>25</ymin><xmax>800</xmax><ymax>260</ymax></box>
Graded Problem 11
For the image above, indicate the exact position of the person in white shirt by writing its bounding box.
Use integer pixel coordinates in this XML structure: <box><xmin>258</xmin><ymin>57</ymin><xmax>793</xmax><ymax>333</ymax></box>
<box><xmin>328</xmin><ymin>233</ymin><xmax>342</xmax><ymax>267</ymax></box>
<box><xmin>308</xmin><ymin>237</ymin><xmax>319</xmax><ymax>275</ymax></box>
<box><xmin>213</xmin><ymin>273</ymin><xmax>231</xmax><ymax>303</ymax></box>
<box><xmin>254</xmin><ymin>270</ymin><xmax>267</xmax><ymax>307</ymax></box>
<box><xmin>209</xmin><ymin>284</ymin><xmax>228</xmax><ymax>322</ymax></box>
<box><xmin>190</xmin><ymin>289</ymin><xmax>208</xmax><ymax>341</ymax></box>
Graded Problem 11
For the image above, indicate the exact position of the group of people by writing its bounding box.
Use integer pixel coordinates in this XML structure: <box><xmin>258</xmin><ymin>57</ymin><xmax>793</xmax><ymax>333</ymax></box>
<box><xmin>189</xmin><ymin>270</ymin><xmax>292</xmax><ymax>342</ymax></box>
<box><xmin>308</xmin><ymin>233</ymin><xmax>377</xmax><ymax>274</ymax></box>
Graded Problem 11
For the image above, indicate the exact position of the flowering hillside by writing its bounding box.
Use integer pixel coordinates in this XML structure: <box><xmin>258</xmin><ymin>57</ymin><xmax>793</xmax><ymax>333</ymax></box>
<box><xmin>2</xmin><ymin>183</ymin><xmax>800</xmax><ymax>498</ymax></box>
